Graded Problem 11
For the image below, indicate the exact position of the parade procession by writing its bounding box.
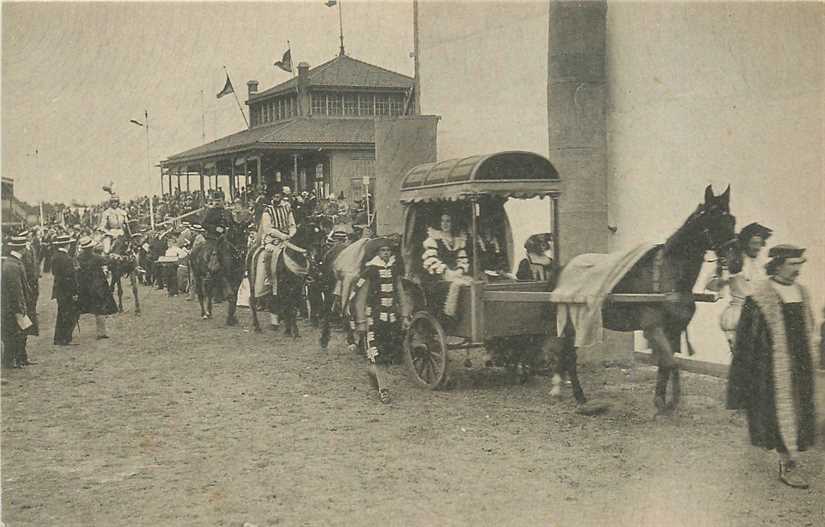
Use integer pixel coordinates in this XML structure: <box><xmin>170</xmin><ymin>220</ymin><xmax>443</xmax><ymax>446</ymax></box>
<box><xmin>2</xmin><ymin>2</ymin><xmax>824</xmax><ymax>526</ymax></box>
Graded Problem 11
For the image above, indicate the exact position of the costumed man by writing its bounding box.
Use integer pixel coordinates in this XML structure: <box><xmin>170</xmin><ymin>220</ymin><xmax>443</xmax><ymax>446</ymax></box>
<box><xmin>421</xmin><ymin>213</ymin><xmax>471</xmax><ymax>318</ymax></box>
<box><xmin>475</xmin><ymin>221</ymin><xmax>509</xmax><ymax>277</ymax></box>
<box><xmin>706</xmin><ymin>222</ymin><xmax>772</xmax><ymax>353</ymax></box>
<box><xmin>255</xmin><ymin>190</ymin><xmax>297</xmax><ymax>329</ymax></box>
<box><xmin>76</xmin><ymin>236</ymin><xmax>119</xmax><ymax>339</ymax></box>
<box><xmin>350</xmin><ymin>238</ymin><xmax>413</xmax><ymax>404</ymax></box>
<box><xmin>2</xmin><ymin>236</ymin><xmax>34</xmax><ymax>368</ymax></box>
<box><xmin>98</xmin><ymin>194</ymin><xmax>129</xmax><ymax>253</ymax></box>
<box><xmin>201</xmin><ymin>191</ymin><xmax>233</xmax><ymax>302</ymax></box>
<box><xmin>51</xmin><ymin>234</ymin><xmax>79</xmax><ymax>346</ymax></box>
<box><xmin>727</xmin><ymin>245</ymin><xmax>817</xmax><ymax>489</ymax></box>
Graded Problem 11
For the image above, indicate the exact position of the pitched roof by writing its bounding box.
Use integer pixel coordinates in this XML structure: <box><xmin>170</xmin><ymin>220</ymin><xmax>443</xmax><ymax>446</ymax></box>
<box><xmin>163</xmin><ymin>118</ymin><xmax>375</xmax><ymax>165</ymax></box>
<box><xmin>251</xmin><ymin>54</ymin><xmax>413</xmax><ymax>100</ymax></box>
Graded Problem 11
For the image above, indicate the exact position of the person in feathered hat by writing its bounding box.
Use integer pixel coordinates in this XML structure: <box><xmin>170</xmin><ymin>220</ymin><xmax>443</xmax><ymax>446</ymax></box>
<box><xmin>707</xmin><ymin>222</ymin><xmax>773</xmax><ymax>352</ymax></box>
<box><xmin>727</xmin><ymin>243</ymin><xmax>816</xmax><ymax>489</ymax></box>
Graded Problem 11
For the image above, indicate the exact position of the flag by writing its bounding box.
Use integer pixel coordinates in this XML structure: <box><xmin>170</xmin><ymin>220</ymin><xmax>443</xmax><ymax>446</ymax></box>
<box><xmin>325</xmin><ymin>0</ymin><xmax>337</xmax><ymax>6</ymax></box>
<box><xmin>274</xmin><ymin>49</ymin><xmax>292</xmax><ymax>73</ymax></box>
<box><xmin>216</xmin><ymin>74</ymin><xmax>234</xmax><ymax>99</ymax></box>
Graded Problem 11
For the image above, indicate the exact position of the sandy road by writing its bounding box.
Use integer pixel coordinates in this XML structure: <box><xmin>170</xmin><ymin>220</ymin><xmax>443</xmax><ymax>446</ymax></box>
<box><xmin>2</xmin><ymin>275</ymin><xmax>823</xmax><ymax>526</ymax></box>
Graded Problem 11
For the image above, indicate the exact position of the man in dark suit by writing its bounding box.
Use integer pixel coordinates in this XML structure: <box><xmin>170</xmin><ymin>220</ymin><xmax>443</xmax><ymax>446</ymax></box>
<box><xmin>51</xmin><ymin>234</ymin><xmax>79</xmax><ymax>346</ymax></box>
<box><xmin>2</xmin><ymin>236</ymin><xmax>33</xmax><ymax>368</ymax></box>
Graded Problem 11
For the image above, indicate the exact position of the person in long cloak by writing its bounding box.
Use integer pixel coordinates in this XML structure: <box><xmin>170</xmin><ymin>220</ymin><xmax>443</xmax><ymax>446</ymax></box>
<box><xmin>727</xmin><ymin>244</ymin><xmax>817</xmax><ymax>489</ymax></box>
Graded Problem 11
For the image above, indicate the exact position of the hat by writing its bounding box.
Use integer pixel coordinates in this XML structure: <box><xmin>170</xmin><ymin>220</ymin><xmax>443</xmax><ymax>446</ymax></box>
<box><xmin>53</xmin><ymin>234</ymin><xmax>73</xmax><ymax>245</ymax></box>
<box><xmin>524</xmin><ymin>233</ymin><xmax>553</xmax><ymax>253</ymax></box>
<box><xmin>17</xmin><ymin>230</ymin><xmax>31</xmax><ymax>238</ymax></box>
<box><xmin>282</xmin><ymin>186</ymin><xmax>291</xmax><ymax>194</ymax></box>
<box><xmin>327</xmin><ymin>230</ymin><xmax>349</xmax><ymax>243</ymax></box>
<box><xmin>768</xmin><ymin>244</ymin><xmax>806</xmax><ymax>263</ymax></box>
<box><xmin>78</xmin><ymin>236</ymin><xmax>96</xmax><ymax>250</ymax></box>
<box><xmin>131</xmin><ymin>233</ymin><xmax>143</xmax><ymax>240</ymax></box>
<box><xmin>738</xmin><ymin>223</ymin><xmax>773</xmax><ymax>244</ymax></box>
<box><xmin>6</xmin><ymin>236</ymin><xmax>28</xmax><ymax>248</ymax></box>
<box><xmin>190</xmin><ymin>224</ymin><xmax>205</xmax><ymax>233</ymax></box>
<box><xmin>181</xmin><ymin>221</ymin><xmax>191</xmax><ymax>228</ymax></box>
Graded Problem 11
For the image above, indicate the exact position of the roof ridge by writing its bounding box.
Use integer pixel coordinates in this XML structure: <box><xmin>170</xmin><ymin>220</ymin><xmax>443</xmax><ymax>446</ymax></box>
<box><xmin>337</xmin><ymin>54</ymin><xmax>414</xmax><ymax>81</ymax></box>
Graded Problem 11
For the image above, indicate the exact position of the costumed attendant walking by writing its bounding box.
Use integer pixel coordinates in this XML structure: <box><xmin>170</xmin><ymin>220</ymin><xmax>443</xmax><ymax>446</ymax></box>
<box><xmin>76</xmin><ymin>237</ymin><xmax>119</xmax><ymax>339</ymax></box>
<box><xmin>350</xmin><ymin>239</ymin><xmax>412</xmax><ymax>404</ymax></box>
<box><xmin>727</xmin><ymin>244</ymin><xmax>817</xmax><ymax>489</ymax></box>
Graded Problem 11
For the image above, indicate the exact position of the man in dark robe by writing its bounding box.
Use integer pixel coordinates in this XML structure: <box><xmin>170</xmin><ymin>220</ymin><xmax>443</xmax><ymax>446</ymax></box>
<box><xmin>76</xmin><ymin>236</ymin><xmax>119</xmax><ymax>339</ymax></box>
<box><xmin>727</xmin><ymin>244</ymin><xmax>816</xmax><ymax>489</ymax></box>
<box><xmin>51</xmin><ymin>235</ymin><xmax>79</xmax><ymax>346</ymax></box>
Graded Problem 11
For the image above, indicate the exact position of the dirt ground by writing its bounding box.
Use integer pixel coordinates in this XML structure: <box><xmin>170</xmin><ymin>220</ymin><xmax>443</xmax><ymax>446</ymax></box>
<box><xmin>2</xmin><ymin>275</ymin><xmax>823</xmax><ymax>527</ymax></box>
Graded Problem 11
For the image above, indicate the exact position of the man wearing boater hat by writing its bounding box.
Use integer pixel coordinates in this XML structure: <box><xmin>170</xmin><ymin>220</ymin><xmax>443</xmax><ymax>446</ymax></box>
<box><xmin>76</xmin><ymin>236</ymin><xmax>119</xmax><ymax>339</ymax></box>
<box><xmin>51</xmin><ymin>234</ymin><xmax>79</xmax><ymax>346</ymax></box>
<box><xmin>2</xmin><ymin>235</ymin><xmax>35</xmax><ymax>368</ymax></box>
<box><xmin>727</xmin><ymin>244</ymin><xmax>817</xmax><ymax>489</ymax></box>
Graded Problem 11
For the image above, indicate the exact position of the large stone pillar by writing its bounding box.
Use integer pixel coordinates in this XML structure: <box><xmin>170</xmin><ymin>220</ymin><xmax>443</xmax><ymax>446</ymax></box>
<box><xmin>548</xmin><ymin>0</ymin><xmax>608</xmax><ymax>264</ymax></box>
<box><xmin>374</xmin><ymin>116</ymin><xmax>439</xmax><ymax>235</ymax></box>
<box><xmin>548</xmin><ymin>1</ymin><xmax>632</xmax><ymax>363</ymax></box>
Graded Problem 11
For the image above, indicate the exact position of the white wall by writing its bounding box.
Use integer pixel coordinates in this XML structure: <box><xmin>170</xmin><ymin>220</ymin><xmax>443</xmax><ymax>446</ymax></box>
<box><xmin>606</xmin><ymin>2</ymin><xmax>825</xmax><ymax>363</ymax></box>
<box><xmin>418</xmin><ymin>1</ymin><xmax>552</xmax><ymax>268</ymax></box>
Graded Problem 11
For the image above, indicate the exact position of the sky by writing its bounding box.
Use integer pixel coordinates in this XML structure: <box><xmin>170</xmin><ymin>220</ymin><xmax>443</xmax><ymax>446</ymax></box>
<box><xmin>1</xmin><ymin>1</ymin><xmax>415</xmax><ymax>204</ymax></box>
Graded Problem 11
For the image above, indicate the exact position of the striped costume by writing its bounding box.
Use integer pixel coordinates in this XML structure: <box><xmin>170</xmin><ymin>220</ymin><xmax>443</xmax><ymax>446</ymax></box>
<box><xmin>258</xmin><ymin>202</ymin><xmax>297</xmax><ymax>243</ymax></box>
<box><xmin>350</xmin><ymin>255</ymin><xmax>410</xmax><ymax>364</ymax></box>
<box><xmin>421</xmin><ymin>227</ymin><xmax>471</xmax><ymax>317</ymax></box>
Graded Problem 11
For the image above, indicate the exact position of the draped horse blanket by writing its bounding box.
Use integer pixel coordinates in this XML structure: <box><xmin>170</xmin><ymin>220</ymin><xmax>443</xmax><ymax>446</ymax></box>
<box><xmin>333</xmin><ymin>238</ymin><xmax>371</xmax><ymax>314</ymax></box>
<box><xmin>552</xmin><ymin>243</ymin><xmax>657</xmax><ymax>347</ymax></box>
<box><xmin>250</xmin><ymin>242</ymin><xmax>310</xmax><ymax>302</ymax></box>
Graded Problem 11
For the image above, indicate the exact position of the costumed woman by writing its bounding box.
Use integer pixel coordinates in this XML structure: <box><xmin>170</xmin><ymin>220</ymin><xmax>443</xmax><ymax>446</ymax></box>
<box><xmin>421</xmin><ymin>213</ymin><xmax>471</xmax><ymax>319</ymax></box>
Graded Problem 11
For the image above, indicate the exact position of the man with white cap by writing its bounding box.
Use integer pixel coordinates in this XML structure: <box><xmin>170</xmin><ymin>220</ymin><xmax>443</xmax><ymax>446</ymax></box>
<box><xmin>51</xmin><ymin>234</ymin><xmax>79</xmax><ymax>346</ymax></box>
<box><xmin>76</xmin><ymin>236</ymin><xmax>119</xmax><ymax>339</ymax></box>
<box><xmin>2</xmin><ymin>235</ymin><xmax>35</xmax><ymax>368</ymax></box>
<box><xmin>727</xmin><ymin>244</ymin><xmax>817</xmax><ymax>489</ymax></box>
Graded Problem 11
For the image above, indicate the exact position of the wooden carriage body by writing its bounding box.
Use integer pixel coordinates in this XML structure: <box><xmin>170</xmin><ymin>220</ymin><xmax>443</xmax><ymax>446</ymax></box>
<box><xmin>398</xmin><ymin>151</ymin><xmax>563</xmax><ymax>387</ymax></box>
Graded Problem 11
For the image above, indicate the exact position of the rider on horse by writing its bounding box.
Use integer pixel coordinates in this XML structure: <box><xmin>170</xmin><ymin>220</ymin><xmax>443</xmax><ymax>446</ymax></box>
<box><xmin>253</xmin><ymin>189</ymin><xmax>298</xmax><ymax>328</ymax></box>
<box><xmin>98</xmin><ymin>194</ymin><xmax>129</xmax><ymax>254</ymax></box>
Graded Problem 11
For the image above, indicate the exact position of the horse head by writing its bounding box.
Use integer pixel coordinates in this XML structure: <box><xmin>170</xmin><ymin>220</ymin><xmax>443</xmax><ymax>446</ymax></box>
<box><xmin>698</xmin><ymin>185</ymin><xmax>736</xmax><ymax>254</ymax></box>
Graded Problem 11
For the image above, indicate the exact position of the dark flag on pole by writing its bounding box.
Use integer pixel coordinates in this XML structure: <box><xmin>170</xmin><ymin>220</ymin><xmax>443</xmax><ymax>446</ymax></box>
<box><xmin>216</xmin><ymin>74</ymin><xmax>234</xmax><ymax>99</ymax></box>
<box><xmin>325</xmin><ymin>0</ymin><xmax>337</xmax><ymax>6</ymax></box>
<box><xmin>274</xmin><ymin>49</ymin><xmax>292</xmax><ymax>73</ymax></box>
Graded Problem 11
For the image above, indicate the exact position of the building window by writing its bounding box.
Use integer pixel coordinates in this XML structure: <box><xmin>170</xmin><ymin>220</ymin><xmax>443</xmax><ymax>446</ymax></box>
<box><xmin>327</xmin><ymin>94</ymin><xmax>341</xmax><ymax>116</ymax></box>
<box><xmin>389</xmin><ymin>95</ymin><xmax>404</xmax><ymax>116</ymax></box>
<box><xmin>375</xmin><ymin>95</ymin><xmax>388</xmax><ymax>116</ymax></box>
<box><xmin>312</xmin><ymin>93</ymin><xmax>326</xmax><ymax>116</ymax></box>
<box><xmin>358</xmin><ymin>94</ymin><xmax>374</xmax><ymax>116</ymax></box>
<box><xmin>343</xmin><ymin>93</ymin><xmax>358</xmax><ymax>116</ymax></box>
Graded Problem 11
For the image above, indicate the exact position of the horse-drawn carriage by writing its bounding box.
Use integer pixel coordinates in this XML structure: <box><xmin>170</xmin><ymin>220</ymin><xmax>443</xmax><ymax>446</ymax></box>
<box><xmin>397</xmin><ymin>151</ymin><xmax>563</xmax><ymax>389</ymax></box>
<box><xmin>395</xmin><ymin>151</ymin><xmax>736</xmax><ymax>415</ymax></box>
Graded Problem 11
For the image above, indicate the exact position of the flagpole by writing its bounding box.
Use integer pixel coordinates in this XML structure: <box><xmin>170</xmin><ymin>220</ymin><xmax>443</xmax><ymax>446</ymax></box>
<box><xmin>201</xmin><ymin>90</ymin><xmax>206</xmax><ymax>143</ymax></box>
<box><xmin>145</xmin><ymin>110</ymin><xmax>156</xmax><ymax>231</ymax></box>
<box><xmin>224</xmin><ymin>66</ymin><xmax>249</xmax><ymax>127</ymax></box>
<box><xmin>338</xmin><ymin>0</ymin><xmax>345</xmax><ymax>56</ymax></box>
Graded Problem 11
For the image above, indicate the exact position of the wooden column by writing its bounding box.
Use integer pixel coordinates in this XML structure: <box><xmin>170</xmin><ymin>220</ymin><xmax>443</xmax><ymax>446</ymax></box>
<box><xmin>199</xmin><ymin>164</ymin><xmax>205</xmax><ymax>195</ymax></box>
<box><xmin>229</xmin><ymin>158</ymin><xmax>236</xmax><ymax>198</ymax></box>
<box><xmin>185</xmin><ymin>168</ymin><xmax>190</xmax><ymax>192</ymax></box>
<box><xmin>256</xmin><ymin>157</ymin><xmax>262</xmax><ymax>191</ymax></box>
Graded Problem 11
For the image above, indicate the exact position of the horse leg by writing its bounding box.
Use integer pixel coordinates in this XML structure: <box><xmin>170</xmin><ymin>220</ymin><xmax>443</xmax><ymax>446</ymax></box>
<box><xmin>205</xmin><ymin>278</ymin><xmax>213</xmax><ymax>318</ymax></box>
<box><xmin>130</xmin><ymin>273</ymin><xmax>141</xmax><ymax>315</ymax></box>
<box><xmin>319</xmin><ymin>289</ymin><xmax>332</xmax><ymax>351</ymax></box>
<box><xmin>564</xmin><ymin>344</ymin><xmax>586</xmax><ymax>405</ymax></box>
<box><xmin>117</xmin><ymin>277</ymin><xmax>124</xmax><ymax>312</ymax></box>
<box><xmin>644</xmin><ymin>326</ymin><xmax>677</xmax><ymax>414</ymax></box>
<box><xmin>666</xmin><ymin>330</ymin><xmax>682</xmax><ymax>411</ymax></box>
<box><xmin>195</xmin><ymin>276</ymin><xmax>206</xmax><ymax>319</ymax></box>
<box><xmin>226</xmin><ymin>277</ymin><xmax>239</xmax><ymax>326</ymax></box>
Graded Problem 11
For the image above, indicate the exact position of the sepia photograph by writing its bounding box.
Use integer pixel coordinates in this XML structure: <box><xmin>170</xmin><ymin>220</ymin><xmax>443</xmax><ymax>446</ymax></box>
<box><xmin>1</xmin><ymin>1</ymin><xmax>823</xmax><ymax>525</ymax></box>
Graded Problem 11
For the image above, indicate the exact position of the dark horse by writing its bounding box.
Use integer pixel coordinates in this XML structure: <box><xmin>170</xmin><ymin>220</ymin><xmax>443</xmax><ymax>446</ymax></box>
<box><xmin>552</xmin><ymin>186</ymin><xmax>736</xmax><ymax>414</ymax></box>
<box><xmin>246</xmin><ymin>223</ymin><xmax>324</xmax><ymax>336</ymax></box>
<box><xmin>105</xmin><ymin>234</ymin><xmax>141</xmax><ymax>315</ymax></box>
<box><xmin>190</xmin><ymin>222</ymin><xmax>249</xmax><ymax>325</ymax></box>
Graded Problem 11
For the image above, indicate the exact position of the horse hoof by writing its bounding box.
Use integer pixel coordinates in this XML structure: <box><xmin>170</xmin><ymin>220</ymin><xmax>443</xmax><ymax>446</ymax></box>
<box><xmin>654</xmin><ymin>396</ymin><xmax>668</xmax><ymax>413</ymax></box>
<box><xmin>202</xmin><ymin>315</ymin><xmax>209</xmax><ymax>320</ymax></box>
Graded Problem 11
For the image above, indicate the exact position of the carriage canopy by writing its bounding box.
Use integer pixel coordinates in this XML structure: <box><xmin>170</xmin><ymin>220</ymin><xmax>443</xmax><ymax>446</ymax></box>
<box><xmin>399</xmin><ymin>151</ymin><xmax>561</xmax><ymax>203</ymax></box>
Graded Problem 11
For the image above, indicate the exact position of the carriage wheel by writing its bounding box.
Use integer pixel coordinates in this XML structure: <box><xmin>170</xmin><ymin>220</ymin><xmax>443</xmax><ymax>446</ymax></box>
<box><xmin>404</xmin><ymin>311</ymin><xmax>449</xmax><ymax>389</ymax></box>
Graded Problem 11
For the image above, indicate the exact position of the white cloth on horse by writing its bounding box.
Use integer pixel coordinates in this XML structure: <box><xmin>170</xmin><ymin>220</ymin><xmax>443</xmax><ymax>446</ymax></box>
<box><xmin>333</xmin><ymin>238</ymin><xmax>370</xmax><ymax>314</ymax></box>
<box><xmin>552</xmin><ymin>243</ymin><xmax>656</xmax><ymax>347</ymax></box>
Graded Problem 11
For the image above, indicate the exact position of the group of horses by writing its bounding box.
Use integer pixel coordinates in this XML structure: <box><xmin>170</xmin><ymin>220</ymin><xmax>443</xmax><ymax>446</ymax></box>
<box><xmin>98</xmin><ymin>186</ymin><xmax>738</xmax><ymax>415</ymax></box>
